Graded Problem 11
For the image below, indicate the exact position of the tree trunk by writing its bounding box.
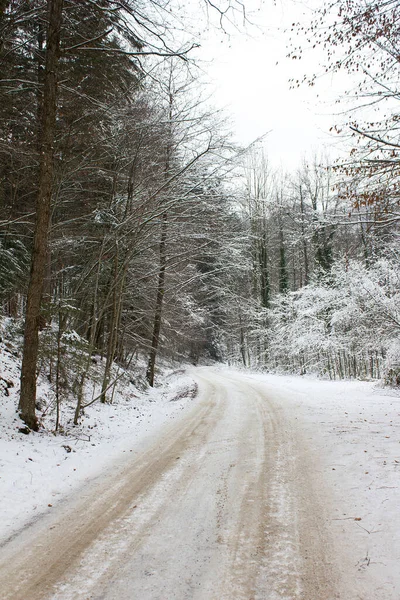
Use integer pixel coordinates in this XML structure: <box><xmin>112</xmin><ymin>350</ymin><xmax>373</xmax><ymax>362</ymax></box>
<box><xmin>55</xmin><ymin>304</ymin><xmax>66</xmax><ymax>432</ymax></box>
<box><xmin>146</xmin><ymin>211</ymin><xmax>168</xmax><ymax>387</ymax></box>
<box><xmin>299</xmin><ymin>186</ymin><xmax>309</xmax><ymax>285</ymax></box>
<box><xmin>19</xmin><ymin>0</ymin><xmax>64</xmax><ymax>430</ymax></box>
<box><xmin>259</xmin><ymin>231</ymin><xmax>270</xmax><ymax>308</ymax></box>
<box><xmin>278</xmin><ymin>219</ymin><xmax>289</xmax><ymax>294</ymax></box>
<box><xmin>100</xmin><ymin>245</ymin><xmax>124</xmax><ymax>403</ymax></box>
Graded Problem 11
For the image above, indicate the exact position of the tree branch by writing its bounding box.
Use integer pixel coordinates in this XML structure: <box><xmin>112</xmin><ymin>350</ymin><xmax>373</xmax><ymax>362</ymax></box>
<box><xmin>350</xmin><ymin>125</ymin><xmax>400</xmax><ymax>149</ymax></box>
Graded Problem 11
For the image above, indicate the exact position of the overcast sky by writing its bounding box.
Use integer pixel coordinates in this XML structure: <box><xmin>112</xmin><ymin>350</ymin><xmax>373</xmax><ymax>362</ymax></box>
<box><xmin>191</xmin><ymin>0</ymin><xmax>353</xmax><ymax>170</ymax></box>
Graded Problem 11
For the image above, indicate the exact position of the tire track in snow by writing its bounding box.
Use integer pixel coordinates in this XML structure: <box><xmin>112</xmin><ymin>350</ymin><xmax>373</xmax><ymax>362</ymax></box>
<box><xmin>0</xmin><ymin>369</ymin><xmax>339</xmax><ymax>599</ymax></box>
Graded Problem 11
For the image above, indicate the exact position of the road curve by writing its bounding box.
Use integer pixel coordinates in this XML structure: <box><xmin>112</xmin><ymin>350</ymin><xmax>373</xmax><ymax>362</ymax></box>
<box><xmin>0</xmin><ymin>369</ymin><xmax>340</xmax><ymax>599</ymax></box>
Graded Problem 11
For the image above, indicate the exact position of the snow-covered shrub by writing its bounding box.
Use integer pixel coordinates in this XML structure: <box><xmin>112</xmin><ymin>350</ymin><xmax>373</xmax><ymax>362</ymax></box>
<box><xmin>384</xmin><ymin>340</ymin><xmax>400</xmax><ymax>387</ymax></box>
<box><xmin>265</xmin><ymin>257</ymin><xmax>399</xmax><ymax>380</ymax></box>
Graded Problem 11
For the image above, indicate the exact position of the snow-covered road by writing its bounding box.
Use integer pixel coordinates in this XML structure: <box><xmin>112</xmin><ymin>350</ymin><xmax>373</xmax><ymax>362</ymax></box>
<box><xmin>1</xmin><ymin>368</ymin><xmax>399</xmax><ymax>599</ymax></box>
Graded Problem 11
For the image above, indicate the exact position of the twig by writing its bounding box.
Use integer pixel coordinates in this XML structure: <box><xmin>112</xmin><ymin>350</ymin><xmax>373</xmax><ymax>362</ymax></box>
<box><xmin>81</xmin><ymin>354</ymin><xmax>134</xmax><ymax>408</ymax></box>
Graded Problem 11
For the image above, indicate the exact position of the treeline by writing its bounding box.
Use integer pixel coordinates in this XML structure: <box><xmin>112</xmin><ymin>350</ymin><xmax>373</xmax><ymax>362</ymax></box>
<box><xmin>0</xmin><ymin>0</ymin><xmax>242</xmax><ymax>429</ymax></box>
<box><xmin>1</xmin><ymin>0</ymin><xmax>399</xmax><ymax>433</ymax></box>
<box><xmin>223</xmin><ymin>151</ymin><xmax>400</xmax><ymax>382</ymax></box>
<box><xmin>220</xmin><ymin>0</ymin><xmax>400</xmax><ymax>382</ymax></box>
<box><xmin>224</xmin><ymin>0</ymin><xmax>400</xmax><ymax>382</ymax></box>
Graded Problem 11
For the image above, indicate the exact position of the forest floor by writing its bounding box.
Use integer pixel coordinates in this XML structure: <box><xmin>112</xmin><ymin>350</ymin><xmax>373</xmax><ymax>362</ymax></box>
<box><xmin>1</xmin><ymin>364</ymin><xmax>400</xmax><ymax>599</ymax></box>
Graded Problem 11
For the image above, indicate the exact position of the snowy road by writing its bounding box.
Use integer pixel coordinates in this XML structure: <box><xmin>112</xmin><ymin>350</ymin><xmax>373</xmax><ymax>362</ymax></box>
<box><xmin>0</xmin><ymin>369</ymin><xmax>385</xmax><ymax>599</ymax></box>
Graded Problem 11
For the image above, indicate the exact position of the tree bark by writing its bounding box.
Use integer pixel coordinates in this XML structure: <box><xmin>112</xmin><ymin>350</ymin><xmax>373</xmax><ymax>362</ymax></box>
<box><xmin>146</xmin><ymin>211</ymin><xmax>168</xmax><ymax>387</ymax></box>
<box><xmin>19</xmin><ymin>0</ymin><xmax>64</xmax><ymax>430</ymax></box>
<box><xmin>278</xmin><ymin>217</ymin><xmax>289</xmax><ymax>294</ymax></box>
<box><xmin>146</xmin><ymin>85</ymin><xmax>173</xmax><ymax>388</ymax></box>
<box><xmin>259</xmin><ymin>231</ymin><xmax>270</xmax><ymax>308</ymax></box>
<box><xmin>100</xmin><ymin>245</ymin><xmax>124</xmax><ymax>403</ymax></box>
<box><xmin>299</xmin><ymin>185</ymin><xmax>309</xmax><ymax>285</ymax></box>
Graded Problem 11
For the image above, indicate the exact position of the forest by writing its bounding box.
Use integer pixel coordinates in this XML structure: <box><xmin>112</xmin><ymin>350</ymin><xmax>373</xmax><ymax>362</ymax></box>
<box><xmin>0</xmin><ymin>0</ymin><xmax>399</xmax><ymax>432</ymax></box>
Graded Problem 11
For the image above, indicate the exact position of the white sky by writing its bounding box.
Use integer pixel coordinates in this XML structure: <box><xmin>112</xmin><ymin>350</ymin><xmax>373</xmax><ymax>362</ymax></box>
<box><xmin>192</xmin><ymin>0</ymin><xmax>353</xmax><ymax>170</ymax></box>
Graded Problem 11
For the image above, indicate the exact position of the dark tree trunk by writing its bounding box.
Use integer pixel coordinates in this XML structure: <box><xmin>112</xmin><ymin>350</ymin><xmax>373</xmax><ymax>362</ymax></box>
<box><xmin>259</xmin><ymin>231</ymin><xmax>270</xmax><ymax>308</ymax></box>
<box><xmin>239</xmin><ymin>314</ymin><xmax>247</xmax><ymax>367</ymax></box>
<box><xmin>278</xmin><ymin>220</ymin><xmax>289</xmax><ymax>294</ymax></box>
<box><xmin>100</xmin><ymin>245</ymin><xmax>124</xmax><ymax>403</ymax></box>
<box><xmin>19</xmin><ymin>0</ymin><xmax>64</xmax><ymax>430</ymax></box>
<box><xmin>146</xmin><ymin>211</ymin><xmax>168</xmax><ymax>387</ymax></box>
<box><xmin>299</xmin><ymin>186</ymin><xmax>309</xmax><ymax>285</ymax></box>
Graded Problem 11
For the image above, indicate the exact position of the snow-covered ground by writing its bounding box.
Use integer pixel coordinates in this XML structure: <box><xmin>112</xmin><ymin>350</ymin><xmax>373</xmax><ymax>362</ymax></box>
<box><xmin>1</xmin><ymin>342</ymin><xmax>400</xmax><ymax>597</ymax></box>
<box><xmin>0</xmin><ymin>340</ymin><xmax>197</xmax><ymax>544</ymax></box>
<box><xmin>240</xmin><ymin>370</ymin><xmax>400</xmax><ymax>598</ymax></box>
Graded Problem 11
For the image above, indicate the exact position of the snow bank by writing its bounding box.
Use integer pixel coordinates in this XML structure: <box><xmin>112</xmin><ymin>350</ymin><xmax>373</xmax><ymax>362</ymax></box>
<box><xmin>0</xmin><ymin>338</ymin><xmax>197</xmax><ymax>544</ymax></box>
